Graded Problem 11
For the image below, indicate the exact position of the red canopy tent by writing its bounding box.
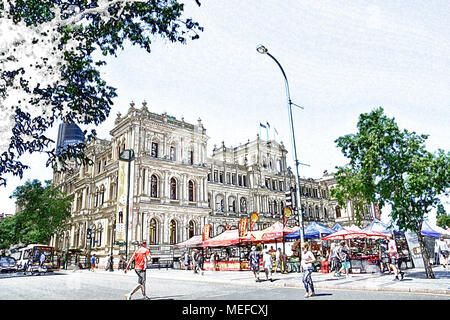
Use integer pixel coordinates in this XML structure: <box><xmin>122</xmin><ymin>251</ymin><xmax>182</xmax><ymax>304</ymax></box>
<box><xmin>201</xmin><ymin>229</ymin><xmax>252</xmax><ymax>247</ymax></box>
<box><xmin>250</xmin><ymin>221</ymin><xmax>298</xmax><ymax>242</ymax></box>
<box><xmin>321</xmin><ymin>229</ymin><xmax>388</xmax><ymax>241</ymax></box>
<box><xmin>174</xmin><ymin>235</ymin><xmax>203</xmax><ymax>249</ymax></box>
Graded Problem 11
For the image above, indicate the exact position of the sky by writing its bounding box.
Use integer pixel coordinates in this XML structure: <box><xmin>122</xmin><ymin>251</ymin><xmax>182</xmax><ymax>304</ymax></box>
<box><xmin>1</xmin><ymin>0</ymin><xmax>449</xmax><ymax>225</ymax></box>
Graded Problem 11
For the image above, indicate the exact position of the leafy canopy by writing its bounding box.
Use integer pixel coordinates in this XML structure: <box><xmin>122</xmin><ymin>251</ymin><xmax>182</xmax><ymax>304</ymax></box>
<box><xmin>0</xmin><ymin>179</ymin><xmax>73</xmax><ymax>250</ymax></box>
<box><xmin>332</xmin><ymin>107</ymin><xmax>450</xmax><ymax>232</ymax></box>
<box><xmin>0</xmin><ymin>0</ymin><xmax>203</xmax><ymax>186</ymax></box>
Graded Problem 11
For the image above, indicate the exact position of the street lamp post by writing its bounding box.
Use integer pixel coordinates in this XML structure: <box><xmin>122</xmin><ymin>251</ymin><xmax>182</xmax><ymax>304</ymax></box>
<box><xmin>119</xmin><ymin>149</ymin><xmax>135</xmax><ymax>262</ymax></box>
<box><xmin>256</xmin><ymin>44</ymin><xmax>305</xmax><ymax>245</ymax></box>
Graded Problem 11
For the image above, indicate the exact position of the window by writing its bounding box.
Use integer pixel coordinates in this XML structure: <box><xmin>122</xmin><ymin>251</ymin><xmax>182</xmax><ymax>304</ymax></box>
<box><xmin>188</xmin><ymin>180</ymin><xmax>194</xmax><ymax>202</ymax></box>
<box><xmin>228</xmin><ymin>197</ymin><xmax>236</xmax><ymax>212</ymax></box>
<box><xmin>215</xmin><ymin>195</ymin><xmax>224</xmax><ymax>212</ymax></box>
<box><xmin>214</xmin><ymin>170</ymin><xmax>218</xmax><ymax>182</ymax></box>
<box><xmin>188</xmin><ymin>220</ymin><xmax>195</xmax><ymax>238</ymax></box>
<box><xmin>219</xmin><ymin>172</ymin><xmax>224</xmax><ymax>183</ymax></box>
<box><xmin>232</xmin><ymin>174</ymin><xmax>236</xmax><ymax>185</ymax></box>
<box><xmin>170</xmin><ymin>178</ymin><xmax>177</xmax><ymax>200</ymax></box>
<box><xmin>243</xmin><ymin>175</ymin><xmax>247</xmax><ymax>187</ymax></box>
<box><xmin>151</xmin><ymin>142</ymin><xmax>158</xmax><ymax>158</ymax></box>
<box><xmin>149</xmin><ymin>219</ymin><xmax>158</xmax><ymax>244</ymax></box>
<box><xmin>169</xmin><ymin>220</ymin><xmax>177</xmax><ymax>244</ymax></box>
<box><xmin>189</xmin><ymin>150</ymin><xmax>194</xmax><ymax>165</ymax></box>
<box><xmin>238</xmin><ymin>175</ymin><xmax>242</xmax><ymax>186</ymax></box>
<box><xmin>151</xmin><ymin>175</ymin><xmax>158</xmax><ymax>198</ymax></box>
<box><xmin>170</xmin><ymin>146</ymin><xmax>176</xmax><ymax>161</ymax></box>
<box><xmin>100</xmin><ymin>185</ymin><xmax>105</xmax><ymax>205</ymax></box>
<box><xmin>336</xmin><ymin>206</ymin><xmax>341</xmax><ymax>218</ymax></box>
<box><xmin>240</xmin><ymin>198</ymin><xmax>247</xmax><ymax>213</ymax></box>
<box><xmin>226</xmin><ymin>173</ymin><xmax>231</xmax><ymax>184</ymax></box>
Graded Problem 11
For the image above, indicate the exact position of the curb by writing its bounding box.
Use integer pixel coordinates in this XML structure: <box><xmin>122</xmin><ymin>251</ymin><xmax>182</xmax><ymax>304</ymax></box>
<box><xmin>56</xmin><ymin>269</ymin><xmax>450</xmax><ymax>296</ymax></box>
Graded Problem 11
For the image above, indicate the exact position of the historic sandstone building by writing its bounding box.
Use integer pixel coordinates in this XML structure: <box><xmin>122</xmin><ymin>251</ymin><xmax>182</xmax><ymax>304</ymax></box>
<box><xmin>50</xmin><ymin>102</ymin><xmax>373</xmax><ymax>267</ymax></box>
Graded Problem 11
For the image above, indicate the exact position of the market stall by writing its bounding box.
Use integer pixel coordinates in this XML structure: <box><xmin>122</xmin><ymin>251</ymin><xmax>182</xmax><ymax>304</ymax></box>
<box><xmin>322</xmin><ymin>228</ymin><xmax>388</xmax><ymax>274</ymax></box>
<box><xmin>363</xmin><ymin>219</ymin><xmax>413</xmax><ymax>270</ymax></box>
<box><xmin>201</xmin><ymin>229</ymin><xmax>254</xmax><ymax>271</ymax></box>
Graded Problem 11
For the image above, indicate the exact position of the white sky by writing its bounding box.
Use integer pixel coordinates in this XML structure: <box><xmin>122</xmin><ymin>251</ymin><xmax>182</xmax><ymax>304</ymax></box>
<box><xmin>1</xmin><ymin>0</ymin><xmax>449</xmax><ymax>225</ymax></box>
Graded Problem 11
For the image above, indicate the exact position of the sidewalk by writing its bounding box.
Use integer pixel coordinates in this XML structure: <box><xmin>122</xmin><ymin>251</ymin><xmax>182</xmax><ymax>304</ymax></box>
<box><xmin>69</xmin><ymin>265</ymin><xmax>450</xmax><ymax>296</ymax></box>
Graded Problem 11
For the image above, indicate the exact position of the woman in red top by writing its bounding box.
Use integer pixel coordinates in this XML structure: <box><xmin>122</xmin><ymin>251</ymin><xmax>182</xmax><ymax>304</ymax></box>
<box><xmin>124</xmin><ymin>241</ymin><xmax>151</xmax><ymax>300</ymax></box>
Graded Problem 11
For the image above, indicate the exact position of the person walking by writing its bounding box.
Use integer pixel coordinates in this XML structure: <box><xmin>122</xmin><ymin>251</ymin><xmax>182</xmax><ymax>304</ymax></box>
<box><xmin>192</xmin><ymin>250</ymin><xmax>199</xmax><ymax>274</ymax></box>
<box><xmin>90</xmin><ymin>254</ymin><xmax>96</xmax><ymax>272</ymax></box>
<box><xmin>387</xmin><ymin>235</ymin><xmax>404</xmax><ymax>281</ymax></box>
<box><xmin>184</xmin><ymin>251</ymin><xmax>190</xmax><ymax>270</ymax></box>
<box><xmin>275</xmin><ymin>248</ymin><xmax>282</xmax><ymax>273</ymax></box>
<box><xmin>124</xmin><ymin>241</ymin><xmax>151</xmax><ymax>300</ymax></box>
<box><xmin>436</xmin><ymin>237</ymin><xmax>449</xmax><ymax>268</ymax></box>
<box><xmin>197</xmin><ymin>250</ymin><xmax>204</xmax><ymax>275</ymax></box>
<box><xmin>337</xmin><ymin>241</ymin><xmax>351</xmax><ymax>278</ymax></box>
<box><xmin>328</xmin><ymin>243</ymin><xmax>340</xmax><ymax>277</ymax></box>
<box><xmin>249</xmin><ymin>246</ymin><xmax>261</xmax><ymax>282</ymax></box>
<box><xmin>300</xmin><ymin>242</ymin><xmax>316</xmax><ymax>298</ymax></box>
<box><xmin>263</xmin><ymin>249</ymin><xmax>273</xmax><ymax>282</ymax></box>
<box><xmin>108</xmin><ymin>254</ymin><xmax>114</xmax><ymax>272</ymax></box>
<box><xmin>378</xmin><ymin>239</ymin><xmax>390</xmax><ymax>274</ymax></box>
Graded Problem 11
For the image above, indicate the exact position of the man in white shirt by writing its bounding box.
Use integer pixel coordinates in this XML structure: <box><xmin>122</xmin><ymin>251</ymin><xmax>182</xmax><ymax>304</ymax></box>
<box><xmin>263</xmin><ymin>250</ymin><xmax>273</xmax><ymax>282</ymax></box>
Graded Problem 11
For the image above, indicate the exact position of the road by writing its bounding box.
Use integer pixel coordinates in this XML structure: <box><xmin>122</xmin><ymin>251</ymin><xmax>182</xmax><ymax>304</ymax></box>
<box><xmin>0</xmin><ymin>271</ymin><xmax>447</xmax><ymax>301</ymax></box>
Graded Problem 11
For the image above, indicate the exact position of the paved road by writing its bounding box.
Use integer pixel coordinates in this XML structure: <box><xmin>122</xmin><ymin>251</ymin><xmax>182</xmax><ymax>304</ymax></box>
<box><xmin>0</xmin><ymin>271</ymin><xmax>448</xmax><ymax>301</ymax></box>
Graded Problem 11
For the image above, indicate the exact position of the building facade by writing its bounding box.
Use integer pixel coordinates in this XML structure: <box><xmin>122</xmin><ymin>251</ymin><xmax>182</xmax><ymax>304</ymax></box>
<box><xmin>50</xmin><ymin>102</ymin><xmax>373</xmax><ymax>267</ymax></box>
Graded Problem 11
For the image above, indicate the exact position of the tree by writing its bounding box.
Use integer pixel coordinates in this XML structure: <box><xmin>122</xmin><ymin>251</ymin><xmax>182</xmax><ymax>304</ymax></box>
<box><xmin>436</xmin><ymin>204</ymin><xmax>450</xmax><ymax>229</ymax></box>
<box><xmin>0</xmin><ymin>179</ymin><xmax>73</xmax><ymax>251</ymax></box>
<box><xmin>0</xmin><ymin>0</ymin><xmax>203</xmax><ymax>186</ymax></box>
<box><xmin>331</xmin><ymin>107</ymin><xmax>450</xmax><ymax>279</ymax></box>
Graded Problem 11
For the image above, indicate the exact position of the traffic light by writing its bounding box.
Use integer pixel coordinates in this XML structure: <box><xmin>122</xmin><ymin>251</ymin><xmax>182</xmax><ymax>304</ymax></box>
<box><xmin>285</xmin><ymin>187</ymin><xmax>297</xmax><ymax>209</ymax></box>
<box><xmin>86</xmin><ymin>228</ymin><xmax>92</xmax><ymax>240</ymax></box>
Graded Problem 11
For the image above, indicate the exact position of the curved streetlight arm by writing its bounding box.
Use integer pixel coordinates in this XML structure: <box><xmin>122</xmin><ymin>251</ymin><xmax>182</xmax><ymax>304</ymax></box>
<box><xmin>258</xmin><ymin>47</ymin><xmax>305</xmax><ymax>244</ymax></box>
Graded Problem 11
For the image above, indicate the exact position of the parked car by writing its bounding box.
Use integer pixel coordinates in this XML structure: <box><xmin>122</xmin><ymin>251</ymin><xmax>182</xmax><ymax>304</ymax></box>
<box><xmin>0</xmin><ymin>256</ymin><xmax>17</xmax><ymax>273</ymax></box>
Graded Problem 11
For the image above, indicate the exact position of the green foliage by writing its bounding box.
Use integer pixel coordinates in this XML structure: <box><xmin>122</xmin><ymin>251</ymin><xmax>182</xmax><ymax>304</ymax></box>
<box><xmin>0</xmin><ymin>179</ymin><xmax>73</xmax><ymax>249</ymax></box>
<box><xmin>436</xmin><ymin>204</ymin><xmax>450</xmax><ymax>228</ymax></box>
<box><xmin>333</xmin><ymin>107</ymin><xmax>450</xmax><ymax>232</ymax></box>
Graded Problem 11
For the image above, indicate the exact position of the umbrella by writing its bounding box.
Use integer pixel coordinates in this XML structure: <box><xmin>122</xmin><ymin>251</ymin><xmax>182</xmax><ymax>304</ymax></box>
<box><xmin>347</xmin><ymin>224</ymin><xmax>362</xmax><ymax>231</ymax></box>
<box><xmin>321</xmin><ymin>229</ymin><xmax>368</xmax><ymax>241</ymax></box>
<box><xmin>362</xmin><ymin>230</ymin><xmax>388</xmax><ymax>239</ymax></box>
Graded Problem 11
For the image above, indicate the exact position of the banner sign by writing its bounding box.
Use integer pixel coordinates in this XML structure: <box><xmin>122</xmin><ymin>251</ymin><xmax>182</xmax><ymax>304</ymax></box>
<box><xmin>250</xmin><ymin>212</ymin><xmax>259</xmax><ymax>231</ymax></box>
<box><xmin>283</xmin><ymin>206</ymin><xmax>293</xmax><ymax>227</ymax></box>
<box><xmin>373</xmin><ymin>203</ymin><xmax>380</xmax><ymax>220</ymax></box>
<box><xmin>238</xmin><ymin>218</ymin><xmax>249</xmax><ymax>237</ymax></box>
<box><xmin>202</xmin><ymin>224</ymin><xmax>211</xmax><ymax>241</ymax></box>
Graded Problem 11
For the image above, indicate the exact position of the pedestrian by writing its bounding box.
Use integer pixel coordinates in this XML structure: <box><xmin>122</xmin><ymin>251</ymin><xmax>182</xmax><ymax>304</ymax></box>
<box><xmin>436</xmin><ymin>237</ymin><xmax>449</xmax><ymax>268</ymax></box>
<box><xmin>192</xmin><ymin>250</ymin><xmax>199</xmax><ymax>274</ymax></box>
<box><xmin>300</xmin><ymin>242</ymin><xmax>316</xmax><ymax>298</ymax></box>
<box><xmin>184</xmin><ymin>251</ymin><xmax>190</xmax><ymax>270</ymax></box>
<box><xmin>57</xmin><ymin>255</ymin><xmax>61</xmax><ymax>270</ymax></box>
<box><xmin>249</xmin><ymin>246</ymin><xmax>261</xmax><ymax>282</ymax></box>
<box><xmin>212</xmin><ymin>252</ymin><xmax>218</xmax><ymax>271</ymax></box>
<box><xmin>197</xmin><ymin>250</ymin><xmax>204</xmax><ymax>275</ymax></box>
<box><xmin>109</xmin><ymin>254</ymin><xmax>114</xmax><ymax>272</ymax></box>
<box><xmin>90</xmin><ymin>254</ymin><xmax>96</xmax><ymax>272</ymax></box>
<box><xmin>337</xmin><ymin>241</ymin><xmax>351</xmax><ymax>278</ymax></box>
<box><xmin>328</xmin><ymin>243</ymin><xmax>340</xmax><ymax>277</ymax></box>
<box><xmin>378</xmin><ymin>239</ymin><xmax>389</xmax><ymax>274</ymax></box>
<box><xmin>124</xmin><ymin>241</ymin><xmax>151</xmax><ymax>300</ymax></box>
<box><xmin>39</xmin><ymin>252</ymin><xmax>46</xmax><ymax>269</ymax></box>
<box><xmin>275</xmin><ymin>248</ymin><xmax>282</xmax><ymax>273</ymax></box>
<box><xmin>263</xmin><ymin>249</ymin><xmax>273</xmax><ymax>282</ymax></box>
<box><xmin>387</xmin><ymin>235</ymin><xmax>404</xmax><ymax>281</ymax></box>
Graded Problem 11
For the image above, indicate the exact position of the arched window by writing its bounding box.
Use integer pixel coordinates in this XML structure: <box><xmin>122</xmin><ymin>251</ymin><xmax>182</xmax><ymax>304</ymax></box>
<box><xmin>149</xmin><ymin>218</ymin><xmax>158</xmax><ymax>244</ymax></box>
<box><xmin>315</xmin><ymin>206</ymin><xmax>320</xmax><ymax>219</ymax></box>
<box><xmin>188</xmin><ymin>180</ymin><xmax>194</xmax><ymax>202</ymax></box>
<box><xmin>228</xmin><ymin>197</ymin><xmax>236</xmax><ymax>212</ymax></box>
<box><xmin>215</xmin><ymin>195</ymin><xmax>224</xmax><ymax>212</ymax></box>
<box><xmin>170</xmin><ymin>178</ymin><xmax>177</xmax><ymax>200</ymax></box>
<box><xmin>151</xmin><ymin>175</ymin><xmax>158</xmax><ymax>198</ymax></box>
<box><xmin>240</xmin><ymin>197</ymin><xmax>247</xmax><ymax>213</ymax></box>
<box><xmin>188</xmin><ymin>220</ymin><xmax>195</xmax><ymax>238</ymax></box>
<box><xmin>96</xmin><ymin>224</ymin><xmax>103</xmax><ymax>247</ymax></box>
<box><xmin>169</xmin><ymin>219</ymin><xmax>177</xmax><ymax>244</ymax></box>
<box><xmin>151</xmin><ymin>142</ymin><xmax>158</xmax><ymax>158</ymax></box>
